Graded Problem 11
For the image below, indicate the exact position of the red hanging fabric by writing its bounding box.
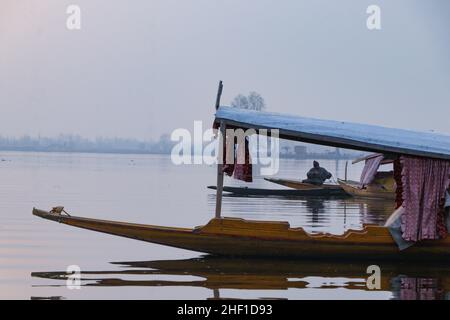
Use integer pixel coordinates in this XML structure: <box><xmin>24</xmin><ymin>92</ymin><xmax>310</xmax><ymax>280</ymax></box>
<box><xmin>213</xmin><ymin>121</ymin><xmax>234</xmax><ymax>176</ymax></box>
<box><xmin>233</xmin><ymin>137</ymin><xmax>253</xmax><ymax>182</ymax></box>
<box><xmin>214</xmin><ymin>121</ymin><xmax>252</xmax><ymax>182</ymax></box>
<box><xmin>222</xmin><ymin>128</ymin><xmax>235</xmax><ymax>177</ymax></box>
<box><xmin>400</xmin><ymin>156</ymin><xmax>450</xmax><ymax>242</ymax></box>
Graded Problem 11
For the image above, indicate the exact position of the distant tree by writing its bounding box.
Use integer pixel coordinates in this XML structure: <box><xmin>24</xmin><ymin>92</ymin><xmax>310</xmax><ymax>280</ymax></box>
<box><xmin>247</xmin><ymin>92</ymin><xmax>266</xmax><ymax>111</ymax></box>
<box><xmin>231</xmin><ymin>92</ymin><xmax>265</xmax><ymax>111</ymax></box>
<box><xmin>230</xmin><ymin>94</ymin><xmax>249</xmax><ymax>109</ymax></box>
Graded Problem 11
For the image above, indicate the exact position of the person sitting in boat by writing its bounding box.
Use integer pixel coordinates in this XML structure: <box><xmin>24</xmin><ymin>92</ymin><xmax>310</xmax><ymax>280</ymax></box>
<box><xmin>302</xmin><ymin>161</ymin><xmax>332</xmax><ymax>186</ymax></box>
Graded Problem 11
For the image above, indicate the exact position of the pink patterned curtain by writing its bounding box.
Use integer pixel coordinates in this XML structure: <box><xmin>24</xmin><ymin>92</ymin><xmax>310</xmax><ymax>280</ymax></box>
<box><xmin>400</xmin><ymin>156</ymin><xmax>450</xmax><ymax>242</ymax></box>
<box><xmin>360</xmin><ymin>154</ymin><xmax>384</xmax><ymax>186</ymax></box>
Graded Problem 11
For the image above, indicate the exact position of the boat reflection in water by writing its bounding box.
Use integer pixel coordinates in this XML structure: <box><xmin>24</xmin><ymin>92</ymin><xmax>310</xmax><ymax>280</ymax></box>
<box><xmin>31</xmin><ymin>256</ymin><xmax>450</xmax><ymax>300</ymax></box>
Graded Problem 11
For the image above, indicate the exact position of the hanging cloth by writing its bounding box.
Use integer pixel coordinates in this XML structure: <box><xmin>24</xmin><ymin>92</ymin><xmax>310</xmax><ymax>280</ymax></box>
<box><xmin>400</xmin><ymin>156</ymin><xmax>450</xmax><ymax>242</ymax></box>
<box><xmin>393</xmin><ymin>158</ymin><xmax>404</xmax><ymax>209</ymax></box>
<box><xmin>233</xmin><ymin>137</ymin><xmax>253</xmax><ymax>182</ymax></box>
<box><xmin>222</xmin><ymin>130</ymin><xmax>235</xmax><ymax>177</ymax></box>
<box><xmin>214</xmin><ymin>121</ymin><xmax>252</xmax><ymax>182</ymax></box>
<box><xmin>359</xmin><ymin>154</ymin><xmax>384</xmax><ymax>187</ymax></box>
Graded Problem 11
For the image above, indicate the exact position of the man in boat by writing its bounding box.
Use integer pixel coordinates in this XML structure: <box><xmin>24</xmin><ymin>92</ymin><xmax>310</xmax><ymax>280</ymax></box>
<box><xmin>302</xmin><ymin>161</ymin><xmax>332</xmax><ymax>186</ymax></box>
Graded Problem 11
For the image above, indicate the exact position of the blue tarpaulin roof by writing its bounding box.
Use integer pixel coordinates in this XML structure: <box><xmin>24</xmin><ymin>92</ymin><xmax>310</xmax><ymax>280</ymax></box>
<box><xmin>215</xmin><ymin>106</ymin><xmax>450</xmax><ymax>160</ymax></box>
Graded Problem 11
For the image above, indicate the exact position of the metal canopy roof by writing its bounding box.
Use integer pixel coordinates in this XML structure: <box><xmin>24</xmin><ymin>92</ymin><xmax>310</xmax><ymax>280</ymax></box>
<box><xmin>215</xmin><ymin>106</ymin><xmax>450</xmax><ymax>160</ymax></box>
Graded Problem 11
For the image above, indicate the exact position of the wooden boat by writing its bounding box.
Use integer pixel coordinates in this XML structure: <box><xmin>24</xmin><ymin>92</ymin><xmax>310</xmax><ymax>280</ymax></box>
<box><xmin>264</xmin><ymin>175</ymin><xmax>396</xmax><ymax>200</ymax></box>
<box><xmin>207</xmin><ymin>185</ymin><xmax>347</xmax><ymax>197</ymax></box>
<box><xmin>33</xmin><ymin>208</ymin><xmax>450</xmax><ymax>260</ymax></box>
<box><xmin>337</xmin><ymin>179</ymin><xmax>396</xmax><ymax>200</ymax></box>
<box><xmin>33</xmin><ymin>82</ymin><xmax>450</xmax><ymax>260</ymax></box>
<box><xmin>264</xmin><ymin>177</ymin><xmax>342</xmax><ymax>191</ymax></box>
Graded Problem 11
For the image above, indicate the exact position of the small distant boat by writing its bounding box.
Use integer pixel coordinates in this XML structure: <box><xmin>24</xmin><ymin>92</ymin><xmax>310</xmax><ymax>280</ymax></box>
<box><xmin>337</xmin><ymin>179</ymin><xmax>396</xmax><ymax>200</ymax></box>
<box><xmin>208</xmin><ymin>185</ymin><xmax>347</xmax><ymax>197</ymax></box>
<box><xmin>264</xmin><ymin>177</ymin><xmax>342</xmax><ymax>191</ymax></box>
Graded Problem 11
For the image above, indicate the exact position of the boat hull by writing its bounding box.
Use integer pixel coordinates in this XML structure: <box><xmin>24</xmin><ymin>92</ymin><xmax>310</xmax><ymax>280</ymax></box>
<box><xmin>338</xmin><ymin>179</ymin><xmax>396</xmax><ymax>200</ymax></box>
<box><xmin>33</xmin><ymin>208</ymin><xmax>450</xmax><ymax>260</ymax></box>
<box><xmin>264</xmin><ymin>177</ymin><xmax>341</xmax><ymax>191</ymax></box>
<box><xmin>208</xmin><ymin>185</ymin><xmax>347</xmax><ymax>197</ymax></box>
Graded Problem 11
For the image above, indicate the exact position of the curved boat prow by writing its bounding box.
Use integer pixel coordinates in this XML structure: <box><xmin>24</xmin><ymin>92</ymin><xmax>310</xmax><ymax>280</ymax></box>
<box><xmin>33</xmin><ymin>208</ymin><xmax>63</xmax><ymax>221</ymax></box>
<box><xmin>32</xmin><ymin>207</ymin><xmax>203</xmax><ymax>253</ymax></box>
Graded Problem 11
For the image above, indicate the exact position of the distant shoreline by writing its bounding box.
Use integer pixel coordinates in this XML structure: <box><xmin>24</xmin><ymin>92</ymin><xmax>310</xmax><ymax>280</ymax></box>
<box><xmin>0</xmin><ymin>147</ymin><xmax>170</xmax><ymax>156</ymax></box>
<box><xmin>0</xmin><ymin>147</ymin><xmax>361</xmax><ymax>160</ymax></box>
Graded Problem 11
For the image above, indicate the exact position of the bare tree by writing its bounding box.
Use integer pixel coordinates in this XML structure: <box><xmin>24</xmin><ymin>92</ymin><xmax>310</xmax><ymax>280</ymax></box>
<box><xmin>248</xmin><ymin>92</ymin><xmax>265</xmax><ymax>111</ymax></box>
<box><xmin>230</xmin><ymin>92</ymin><xmax>265</xmax><ymax>111</ymax></box>
<box><xmin>230</xmin><ymin>94</ymin><xmax>249</xmax><ymax>109</ymax></box>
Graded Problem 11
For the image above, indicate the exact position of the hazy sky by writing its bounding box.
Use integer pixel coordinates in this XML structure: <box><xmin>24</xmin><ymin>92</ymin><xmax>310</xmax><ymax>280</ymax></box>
<box><xmin>1</xmin><ymin>0</ymin><xmax>449</xmax><ymax>140</ymax></box>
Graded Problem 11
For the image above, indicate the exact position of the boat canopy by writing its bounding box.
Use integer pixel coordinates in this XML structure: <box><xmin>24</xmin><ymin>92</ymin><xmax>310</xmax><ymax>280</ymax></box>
<box><xmin>215</xmin><ymin>106</ymin><xmax>450</xmax><ymax>160</ymax></box>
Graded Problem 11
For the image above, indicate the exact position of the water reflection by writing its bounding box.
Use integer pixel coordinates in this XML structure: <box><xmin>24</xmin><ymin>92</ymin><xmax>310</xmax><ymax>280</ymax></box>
<box><xmin>0</xmin><ymin>153</ymin><xmax>436</xmax><ymax>299</ymax></box>
<box><xmin>304</xmin><ymin>198</ymin><xmax>324</xmax><ymax>224</ymax></box>
<box><xmin>31</xmin><ymin>256</ymin><xmax>450</xmax><ymax>300</ymax></box>
<box><xmin>209</xmin><ymin>194</ymin><xmax>395</xmax><ymax>235</ymax></box>
<box><xmin>391</xmin><ymin>277</ymin><xmax>448</xmax><ymax>300</ymax></box>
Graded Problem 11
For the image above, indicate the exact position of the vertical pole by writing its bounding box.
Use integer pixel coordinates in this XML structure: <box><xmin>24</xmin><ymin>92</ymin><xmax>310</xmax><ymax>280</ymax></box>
<box><xmin>215</xmin><ymin>122</ymin><xmax>226</xmax><ymax>219</ymax></box>
<box><xmin>345</xmin><ymin>161</ymin><xmax>348</xmax><ymax>181</ymax></box>
<box><xmin>215</xmin><ymin>81</ymin><xmax>224</xmax><ymax>219</ymax></box>
<box><xmin>215</xmin><ymin>81</ymin><xmax>223</xmax><ymax>110</ymax></box>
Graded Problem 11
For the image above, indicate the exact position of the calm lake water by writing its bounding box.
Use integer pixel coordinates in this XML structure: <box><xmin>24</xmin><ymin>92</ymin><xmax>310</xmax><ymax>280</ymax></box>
<box><xmin>0</xmin><ymin>152</ymin><xmax>448</xmax><ymax>300</ymax></box>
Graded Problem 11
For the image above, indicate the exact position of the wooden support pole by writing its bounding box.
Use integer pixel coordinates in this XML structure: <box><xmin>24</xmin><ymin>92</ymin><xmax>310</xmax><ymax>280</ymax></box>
<box><xmin>215</xmin><ymin>81</ymin><xmax>223</xmax><ymax>110</ymax></box>
<box><xmin>345</xmin><ymin>161</ymin><xmax>348</xmax><ymax>181</ymax></box>
<box><xmin>215</xmin><ymin>121</ymin><xmax>226</xmax><ymax>218</ymax></box>
<box><xmin>215</xmin><ymin>81</ymin><xmax>224</xmax><ymax>219</ymax></box>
